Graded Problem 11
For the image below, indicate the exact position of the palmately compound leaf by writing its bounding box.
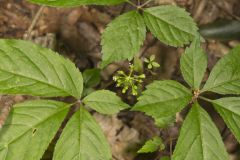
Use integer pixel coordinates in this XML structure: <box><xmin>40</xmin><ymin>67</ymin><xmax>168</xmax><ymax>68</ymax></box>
<box><xmin>53</xmin><ymin>107</ymin><xmax>111</xmax><ymax>160</ymax></box>
<box><xmin>101</xmin><ymin>11</ymin><xmax>146</xmax><ymax>67</ymax></box>
<box><xmin>28</xmin><ymin>0</ymin><xmax>125</xmax><ymax>7</ymax></box>
<box><xmin>0</xmin><ymin>100</ymin><xmax>70</xmax><ymax>160</ymax></box>
<box><xmin>138</xmin><ymin>137</ymin><xmax>165</xmax><ymax>153</ymax></box>
<box><xmin>212</xmin><ymin>97</ymin><xmax>240</xmax><ymax>143</ymax></box>
<box><xmin>172</xmin><ymin>103</ymin><xmax>228</xmax><ymax>160</ymax></box>
<box><xmin>180</xmin><ymin>37</ymin><xmax>207</xmax><ymax>89</ymax></box>
<box><xmin>132</xmin><ymin>80</ymin><xmax>192</xmax><ymax>123</ymax></box>
<box><xmin>0</xmin><ymin>39</ymin><xmax>83</xmax><ymax>99</ymax></box>
<box><xmin>83</xmin><ymin>90</ymin><xmax>130</xmax><ymax>114</ymax></box>
<box><xmin>143</xmin><ymin>5</ymin><xmax>198</xmax><ymax>47</ymax></box>
<box><xmin>203</xmin><ymin>45</ymin><xmax>240</xmax><ymax>94</ymax></box>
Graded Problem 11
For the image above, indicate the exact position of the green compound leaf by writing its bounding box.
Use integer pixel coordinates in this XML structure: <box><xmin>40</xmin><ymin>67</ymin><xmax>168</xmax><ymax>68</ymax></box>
<box><xmin>203</xmin><ymin>45</ymin><xmax>240</xmax><ymax>94</ymax></box>
<box><xmin>0</xmin><ymin>39</ymin><xmax>83</xmax><ymax>99</ymax></box>
<box><xmin>132</xmin><ymin>80</ymin><xmax>192</xmax><ymax>123</ymax></box>
<box><xmin>0</xmin><ymin>100</ymin><xmax>70</xmax><ymax>160</ymax></box>
<box><xmin>101</xmin><ymin>11</ymin><xmax>146</xmax><ymax>67</ymax></box>
<box><xmin>143</xmin><ymin>5</ymin><xmax>198</xmax><ymax>47</ymax></box>
<box><xmin>138</xmin><ymin>137</ymin><xmax>165</xmax><ymax>153</ymax></box>
<box><xmin>53</xmin><ymin>107</ymin><xmax>111</xmax><ymax>160</ymax></box>
<box><xmin>212</xmin><ymin>97</ymin><xmax>240</xmax><ymax>143</ymax></box>
<box><xmin>83</xmin><ymin>90</ymin><xmax>130</xmax><ymax>114</ymax></box>
<box><xmin>180</xmin><ymin>37</ymin><xmax>207</xmax><ymax>89</ymax></box>
<box><xmin>172</xmin><ymin>103</ymin><xmax>228</xmax><ymax>160</ymax></box>
<box><xmin>28</xmin><ymin>0</ymin><xmax>125</xmax><ymax>7</ymax></box>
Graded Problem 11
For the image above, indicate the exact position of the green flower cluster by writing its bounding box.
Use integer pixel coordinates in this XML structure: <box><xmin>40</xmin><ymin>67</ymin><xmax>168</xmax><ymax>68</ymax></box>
<box><xmin>113</xmin><ymin>64</ymin><xmax>145</xmax><ymax>95</ymax></box>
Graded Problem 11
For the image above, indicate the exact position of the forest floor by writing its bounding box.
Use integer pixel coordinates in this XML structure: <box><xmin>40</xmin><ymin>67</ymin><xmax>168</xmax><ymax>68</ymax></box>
<box><xmin>0</xmin><ymin>0</ymin><xmax>240</xmax><ymax>159</ymax></box>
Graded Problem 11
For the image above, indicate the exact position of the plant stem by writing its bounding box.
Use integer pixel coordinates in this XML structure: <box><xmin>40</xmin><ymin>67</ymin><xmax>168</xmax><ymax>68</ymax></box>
<box><xmin>199</xmin><ymin>96</ymin><xmax>212</xmax><ymax>102</ymax></box>
<box><xmin>125</xmin><ymin>0</ymin><xmax>138</xmax><ymax>8</ymax></box>
<box><xmin>129</xmin><ymin>65</ymin><xmax>134</xmax><ymax>77</ymax></box>
<box><xmin>140</xmin><ymin>0</ymin><xmax>153</xmax><ymax>8</ymax></box>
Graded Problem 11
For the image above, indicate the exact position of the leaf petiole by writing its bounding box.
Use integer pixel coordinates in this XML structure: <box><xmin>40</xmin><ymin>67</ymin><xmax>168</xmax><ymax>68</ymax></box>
<box><xmin>125</xmin><ymin>0</ymin><xmax>138</xmax><ymax>8</ymax></box>
<box><xmin>140</xmin><ymin>0</ymin><xmax>153</xmax><ymax>8</ymax></box>
<box><xmin>199</xmin><ymin>96</ymin><xmax>213</xmax><ymax>102</ymax></box>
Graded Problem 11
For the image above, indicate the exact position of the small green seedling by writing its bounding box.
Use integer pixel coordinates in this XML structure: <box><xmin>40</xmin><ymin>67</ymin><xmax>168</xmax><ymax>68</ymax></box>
<box><xmin>144</xmin><ymin>55</ymin><xmax>160</xmax><ymax>69</ymax></box>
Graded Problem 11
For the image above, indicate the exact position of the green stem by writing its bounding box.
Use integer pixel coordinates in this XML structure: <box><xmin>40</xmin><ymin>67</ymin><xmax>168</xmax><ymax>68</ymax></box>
<box><xmin>140</xmin><ymin>0</ymin><xmax>153</xmax><ymax>8</ymax></box>
<box><xmin>199</xmin><ymin>96</ymin><xmax>213</xmax><ymax>102</ymax></box>
<box><xmin>200</xmin><ymin>88</ymin><xmax>207</xmax><ymax>94</ymax></box>
<box><xmin>129</xmin><ymin>65</ymin><xmax>134</xmax><ymax>77</ymax></box>
<box><xmin>125</xmin><ymin>0</ymin><xmax>137</xmax><ymax>8</ymax></box>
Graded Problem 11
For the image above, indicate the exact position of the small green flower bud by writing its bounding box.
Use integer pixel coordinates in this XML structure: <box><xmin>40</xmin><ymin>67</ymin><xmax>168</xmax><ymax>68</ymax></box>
<box><xmin>139</xmin><ymin>74</ymin><xmax>145</xmax><ymax>78</ymax></box>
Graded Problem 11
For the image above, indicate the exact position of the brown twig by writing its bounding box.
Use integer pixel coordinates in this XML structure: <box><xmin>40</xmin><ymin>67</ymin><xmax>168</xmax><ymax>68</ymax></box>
<box><xmin>24</xmin><ymin>6</ymin><xmax>44</xmax><ymax>40</ymax></box>
<box><xmin>0</xmin><ymin>105</ymin><xmax>11</xmax><ymax>129</ymax></box>
<box><xmin>0</xmin><ymin>96</ymin><xmax>14</xmax><ymax>129</ymax></box>
<box><xmin>193</xmin><ymin>0</ymin><xmax>207</xmax><ymax>21</ymax></box>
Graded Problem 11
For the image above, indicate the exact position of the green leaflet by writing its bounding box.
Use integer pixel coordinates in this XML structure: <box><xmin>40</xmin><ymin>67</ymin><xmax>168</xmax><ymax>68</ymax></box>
<box><xmin>101</xmin><ymin>11</ymin><xmax>146</xmax><ymax>67</ymax></box>
<box><xmin>53</xmin><ymin>107</ymin><xmax>111</xmax><ymax>160</ymax></box>
<box><xmin>132</xmin><ymin>80</ymin><xmax>192</xmax><ymax>123</ymax></box>
<box><xmin>180</xmin><ymin>37</ymin><xmax>207</xmax><ymax>89</ymax></box>
<box><xmin>83</xmin><ymin>68</ymin><xmax>101</xmax><ymax>88</ymax></box>
<box><xmin>0</xmin><ymin>39</ymin><xmax>83</xmax><ymax>99</ymax></box>
<box><xmin>83</xmin><ymin>90</ymin><xmax>130</xmax><ymax>114</ymax></box>
<box><xmin>143</xmin><ymin>5</ymin><xmax>198</xmax><ymax>47</ymax></box>
<box><xmin>28</xmin><ymin>0</ymin><xmax>125</xmax><ymax>7</ymax></box>
<box><xmin>155</xmin><ymin>115</ymin><xmax>175</xmax><ymax>128</ymax></box>
<box><xmin>172</xmin><ymin>103</ymin><xmax>228</xmax><ymax>160</ymax></box>
<box><xmin>212</xmin><ymin>97</ymin><xmax>240</xmax><ymax>143</ymax></box>
<box><xmin>138</xmin><ymin>137</ymin><xmax>165</xmax><ymax>153</ymax></box>
<box><xmin>203</xmin><ymin>45</ymin><xmax>240</xmax><ymax>94</ymax></box>
<box><xmin>160</xmin><ymin>156</ymin><xmax>170</xmax><ymax>160</ymax></box>
<box><xmin>0</xmin><ymin>100</ymin><xmax>70</xmax><ymax>160</ymax></box>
